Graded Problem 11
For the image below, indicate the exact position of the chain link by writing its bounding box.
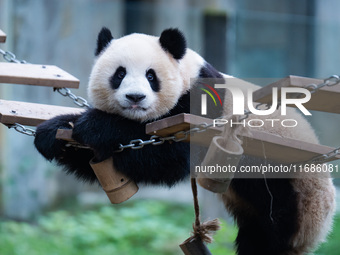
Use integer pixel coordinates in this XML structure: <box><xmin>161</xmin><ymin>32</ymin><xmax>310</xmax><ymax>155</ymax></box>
<box><xmin>8</xmin><ymin>123</ymin><xmax>36</xmax><ymax>136</ymax></box>
<box><xmin>239</xmin><ymin>102</ymin><xmax>274</xmax><ymax>121</ymax></box>
<box><xmin>115</xmin><ymin>123</ymin><xmax>217</xmax><ymax>152</ymax></box>
<box><xmin>304</xmin><ymin>146</ymin><xmax>340</xmax><ymax>165</ymax></box>
<box><xmin>7</xmin><ymin>121</ymin><xmax>340</xmax><ymax>164</ymax></box>
<box><xmin>4</xmin><ymin>63</ymin><xmax>339</xmax><ymax>163</ymax></box>
<box><xmin>240</xmin><ymin>74</ymin><xmax>340</xmax><ymax>121</ymax></box>
<box><xmin>55</xmin><ymin>87</ymin><xmax>91</xmax><ymax>108</ymax></box>
<box><xmin>305</xmin><ymin>75</ymin><xmax>340</xmax><ymax>94</ymax></box>
<box><xmin>239</xmin><ymin>110</ymin><xmax>252</xmax><ymax>121</ymax></box>
<box><xmin>114</xmin><ymin>116</ymin><xmax>234</xmax><ymax>152</ymax></box>
<box><xmin>0</xmin><ymin>48</ymin><xmax>28</xmax><ymax>63</ymax></box>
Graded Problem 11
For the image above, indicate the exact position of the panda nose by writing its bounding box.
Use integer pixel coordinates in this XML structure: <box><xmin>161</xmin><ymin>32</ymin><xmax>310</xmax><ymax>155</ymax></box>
<box><xmin>126</xmin><ymin>94</ymin><xmax>146</xmax><ymax>103</ymax></box>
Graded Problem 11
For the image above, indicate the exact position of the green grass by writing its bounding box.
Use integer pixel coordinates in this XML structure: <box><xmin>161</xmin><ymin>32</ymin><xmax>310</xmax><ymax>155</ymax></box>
<box><xmin>314</xmin><ymin>214</ymin><xmax>340</xmax><ymax>255</ymax></box>
<box><xmin>0</xmin><ymin>200</ymin><xmax>236</xmax><ymax>255</ymax></box>
<box><xmin>1</xmin><ymin>200</ymin><xmax>338</xmax><ymax>255</ymax></box>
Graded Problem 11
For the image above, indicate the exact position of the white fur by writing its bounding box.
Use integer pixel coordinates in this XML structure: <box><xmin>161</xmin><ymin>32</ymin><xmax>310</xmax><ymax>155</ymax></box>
<box><xmin>220</xmin><ymin>76</ymin><xmax>336</xmax><ymax>254</ymax></box>
<box><xmin>88</xmin><ymin>33</ymin><xmax>205</xmax><ymax>122</ymax></box>
<box><xmin>88</xmin><ymin>30</ymin><xmax>335</xmax><ymax>254</ymax></box>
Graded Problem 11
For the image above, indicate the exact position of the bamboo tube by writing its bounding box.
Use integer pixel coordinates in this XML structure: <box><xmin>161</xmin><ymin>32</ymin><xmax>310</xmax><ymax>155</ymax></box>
<box><xmin>90</xmin><ymin>157</ymin><xmax>138</xmax><ymax>204</ymax></box>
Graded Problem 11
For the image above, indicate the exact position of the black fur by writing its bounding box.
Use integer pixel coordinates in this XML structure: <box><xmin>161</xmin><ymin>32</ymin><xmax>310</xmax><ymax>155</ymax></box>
<box><xmin>35</xmin><ymin>114</ymin><xmax>80</xmax><ymax>160</ymax></box>
<box><xmin>187</xmin><ymin>62</ymin><xmax>225</xmax><ymax>118</ymax></box>
<box><xmin>231</xmin><ymin>180</ymin><xmax>298</xmax><ymax>255</ymax></box>
<box><xmin>146</xmin><ymin>69</ymin><xmax>160</xmax><ymax>92</ymax></box>
<box><xmin>195</xmin><ymin>61</ymin><xmax>299</xmax><ymax>254</ymax></box>
<box><xmin>34</xmin><ymin>114</ymin><xmax>97</xmax><ymax>183</ymax></box>
<box><xmin>95</xmin><ymin>27</ymin><xmax>113</xmax><ymax>56</ymax></box>
<box><xmin>199</xmin><ymin>62</ymin><xmax>223</xmax><ymax>78</ymax></box>
<box><xmin>34</xmin><ymin>92</ymin><xmax>191</xmax><ymax>187</ymax></box>
<box><xmin>229</xmin><ymin>157</ymin><xmax>299</xmax><ymax>255</ymax></box>
<box><xmin>159</xmin><ymin>28</ymin><xmax>186</xmax><ymax>60</ymax></box>
<box><xmin>110</xmin><ymin>66</ymin><xmax>126</xmax><ymax>89</ymax></box>
<box><xmin>34</xmin><ymin>27</ymin><xmax>302</xmax><ymax>255</ymax></box>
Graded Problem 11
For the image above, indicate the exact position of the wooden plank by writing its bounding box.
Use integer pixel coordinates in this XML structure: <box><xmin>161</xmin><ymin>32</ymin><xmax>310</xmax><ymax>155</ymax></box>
<box><xmin>180</xmin><ymin>237</ymin><xmax>213</xmax><ymax>255</ymax></box>
<box><xmin>0</xmin><ymin>62</ymin><xmax>79</xmax><ymax>88</ymax></box>
<box><xmin>56</xmin><ymin>114</ymin><xmax>215</xmax><ymax>145</ymax></box>
<box><xmin>56</xmin><ymin>129</ymin><xmax>74</xmax><ymax>142</ymax></box>
<box><xmin>146</xmin><ymin>114</ymin><xmax>340</xmax><ymax>163</ymax></box>
<box><xmin>56</xmin><ymin>113</ymin><xmax>340</xmax><ymax>164</ymax></box>
<box><xmin>0</xmin><ymin>99</ymin><xmax>85</xmax><ymax>126</ymax></box>
<box><xmin>0</xmin><ymin>29</ymin><xmax>6</xmax><ymax>43</ymax></box>
<box><xmin>240</xmin><ymin>130</ymin><xmax>340</xmax><ymax>164</ymax></box>
<box><xmin>146</xmin><ymin>113</ymin><xmax>219</xmax><ymax>146</ymax></box>
<box><xmin>253</xmin><ymin>75</ymin><xmax>340</xmax><ymax>114</ymax></box>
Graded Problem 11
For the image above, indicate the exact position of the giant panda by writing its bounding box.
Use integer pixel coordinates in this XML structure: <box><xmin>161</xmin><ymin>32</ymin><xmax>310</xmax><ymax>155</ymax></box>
<box><xmin>34</xmin><ymin>27</ymin><xmax>335</xmax><ymax>255</ymax></box>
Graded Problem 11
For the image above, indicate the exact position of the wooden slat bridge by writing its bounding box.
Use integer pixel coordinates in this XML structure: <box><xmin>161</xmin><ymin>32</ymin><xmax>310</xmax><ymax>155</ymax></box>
<box><xmin>54</xmin><ymin>113</ymin><xmax>340</xmax><ymax>164</ymax></box>
<box><xmin>0</xmin><ymin>28</ymin><xmax>82</xmax><ymax>127</ymax></box>
<box><xmin>1</xmin><ymin>76</ymin><xmax>339</xmax><ymax>164</ymax></box>
<box><xmin>0</xmin><ymin>27</ymin><xmax>339</xmax><ymax>165</ymax></box>
<box><xmin>1</xmin><ymin>74</ymin><xmax>339</xmax><ymax>164</ymax></box>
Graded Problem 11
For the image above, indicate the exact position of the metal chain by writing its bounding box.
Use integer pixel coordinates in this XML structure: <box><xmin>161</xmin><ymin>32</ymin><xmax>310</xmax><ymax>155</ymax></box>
<box><xmin>6</xmin><ymin>121</ymin><xmax>214</xmax><ymax>151</ymax></box>
<box><xmin>8</xmin><ymin>123</ymin><xmax>36</xmax><ymax>136</ymax></box>
<box><xmin>55</xmin><ymin>87</ymin><xmax>91</xmax><ymax>108</ymax></box>
<box><xmin>297</xmin><ymin>75</ymin><xmax>340</xmax><ymax>165</ymax></box>
<box><xmin>304</xmin><ymin>146</ymin><xmax>340</xmax><ymax>165</ymax></box>
<box><xmin>4</xmin><ymin>64</ymin><xmax>339</xmax><ymax>163</ymax></box>
<box><xmin>115</xmin><ymin>124</ymin><xmax>211</xmax><ymax>152</ymax></box>
<box><xmin>240</xmin><ymin>103</ymin><xmax>272</xmax><ymax>121</ymax></box>
<box><xmin>7</xmin><ymin>121</ymin><xmax>340</xmax><ymax>164</ymax></box>
<box><xmin>305</xmin><ymin>75</ymin><xmax>340</xmax><ymax>94</ymax></box>
<box><xmin>0</xmin><ymin>48</ymin><xmax>28</xmax><ymax>63</ymax></box>
<box><xmin>240</xmin><ymin>74</ymin><xmax>340</xmax><ymax>121</ymax></box>
<box><xmin>115</xmin><ymin>117</ymin><xmax>230</xmax><ymax>152</ymax></box>
<box><xmin>239</xmin><ymin>109</ymin><xmax>252</xmax><ymax>121</ymax></box>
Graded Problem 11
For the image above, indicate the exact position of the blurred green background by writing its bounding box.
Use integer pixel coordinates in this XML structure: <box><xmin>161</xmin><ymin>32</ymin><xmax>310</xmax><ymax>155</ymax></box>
<box><xmin>1</xmin><ymin>200</ymin><xmax>339</xmax><ymax>255</ymax></box>
<box><xmin>0</xmin><ymin>0</ymin><xmax>339</xmax><ymax>254</ymax></box>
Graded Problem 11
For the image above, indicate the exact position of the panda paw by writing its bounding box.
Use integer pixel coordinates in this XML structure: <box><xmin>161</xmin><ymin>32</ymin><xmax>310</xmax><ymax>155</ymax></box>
<box><xmin>34</xmin><ymin>114</ymin><xmax>81</xmax><ymax>160</ymax></box>
<box><xmin>72</xmin><ymin>109</ymin><xmax>121</xmax><ymax>161</ymax></box>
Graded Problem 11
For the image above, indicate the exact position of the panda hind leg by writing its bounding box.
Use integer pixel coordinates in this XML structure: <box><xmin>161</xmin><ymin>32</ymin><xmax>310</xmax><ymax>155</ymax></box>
<box><xmin>222</xmin><ymin>178</ymin><xmax>301</xmax><ymax>255</ymax></box>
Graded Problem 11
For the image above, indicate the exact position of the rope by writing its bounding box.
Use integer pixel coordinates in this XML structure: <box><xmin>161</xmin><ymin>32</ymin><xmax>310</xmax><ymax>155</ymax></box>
<box><xmin>188</xmin><ymin>178</ymin><xmax>221</xmax><ymax>244</ymax></box>
<box><xmin>192</xmin><ymin>178</ymin><xmax>201</xmax><ymax>229</ymax></box>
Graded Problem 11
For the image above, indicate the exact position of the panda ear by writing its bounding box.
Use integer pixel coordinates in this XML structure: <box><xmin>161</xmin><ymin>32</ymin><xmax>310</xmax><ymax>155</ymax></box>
<box><xmin>95</xmin><ymin>27</ymin><xmax>113</xmax><ymax>56</ymax></box>
<box><xmin>159</xmin><ymin>28</ymin><xmax>186</xmax><ymax>60</ymax></box>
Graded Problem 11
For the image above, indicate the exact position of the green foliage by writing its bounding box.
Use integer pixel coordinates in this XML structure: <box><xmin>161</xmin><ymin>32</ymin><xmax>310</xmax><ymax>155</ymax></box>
<box><xmin>3</xmin><ymin>199</ymin><xmax>337</xmax><ymax>255</ymax></box>
<box><xmin>314</xmin><ymin>214</ymin><xmax>340</xmax><ymax>255</ymax></box>
<box><xmin>0</xmin><ymin>200</ymin><xmax>236</xmax><ymax>255</ymax></box>
<box><xmin>209</xmin><ymin>220</ymin><xmax>237</xmax><ymax>255</ymax></box>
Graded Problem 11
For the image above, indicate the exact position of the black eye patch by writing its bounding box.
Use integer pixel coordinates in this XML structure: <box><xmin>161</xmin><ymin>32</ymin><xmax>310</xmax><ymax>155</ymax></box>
<box><xmin>146</xmin><ymin>69</ymin><xmax>160</xmax><ymax>92</ymax></box>
<box><xmin>110</xmin><ymin>66</ymin><xmax>126</xmax><ymax>89</ymax></box>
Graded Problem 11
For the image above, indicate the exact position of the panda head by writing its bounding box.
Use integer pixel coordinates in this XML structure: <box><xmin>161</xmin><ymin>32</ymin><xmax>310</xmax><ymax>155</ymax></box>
<box><xmin>88</xmin><ymin>27</ymin><xmax>187</xmax><ymax>122</ymax></box>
